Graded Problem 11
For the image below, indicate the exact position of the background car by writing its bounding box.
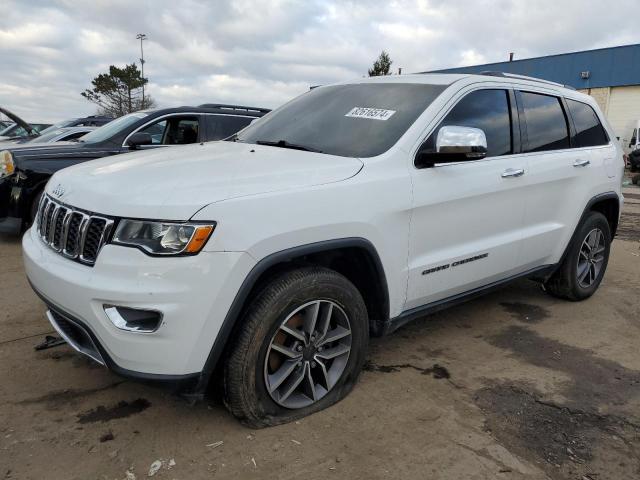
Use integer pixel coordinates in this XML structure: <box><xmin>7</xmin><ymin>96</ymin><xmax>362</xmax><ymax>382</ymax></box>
<box><xmin>0</xmin><ymin>122</ymin><xmax>51</xmax><ymax>141</ymax></box>
<box><xmin>0</xmin><ymin>103</ymin><xmax>270</xmax><ymax>234</ymax></box>
<box><xmin>0</xmin><ymin>126</ymin><xmax>95</xmax><ymax>149</ymax></box>
<box><xmin>35</xmin><ymin>116</ymin><xmax>112</xmax><ymax>134</ymax></box>
<box><xmin>0</xmin><ymin>106</ymin><xmax>52</xmax><ymax>142</ymax></box>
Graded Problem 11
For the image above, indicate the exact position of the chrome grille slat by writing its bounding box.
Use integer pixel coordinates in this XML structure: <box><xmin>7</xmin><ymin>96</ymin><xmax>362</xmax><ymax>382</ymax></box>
<box><xmin>42</xmin><ymin>201</ymin><xmax>55</xmax><ymax>240</ymax></box>
<box><xmin>81</xmin><ymin>217</ymin><xmax>108</xmax><ymax>263</ymax></box>
<box><xmin>77</xmin><ymin>216</ymin><xmax>92</xmax><ymax>264</ymax></box>
<box><xmin>37</xmin><ymin>197</ymin><xmax>49</xmax><ymax>233</ymax></box>
<box><xmin>63</xmin><ymin>212</ymin><xmax>84</xmax><ymax>257</ymax></box>
<box><xmin>47</xmin><ymin>206</ymin><xmax>60</xmax><ymax>245</ymax></box>
<box><xmin>56</xmin><ymin>209</ymin><xmax>73</xmax><ymax>251</ymax></box>
<box><xmin>35</xmin><ymin>195</ymin><xmax>113</xmax><ymax>267</ymax></box>
<box><xmin>52</xmin><ymin>207</ymin><xmax>69</xmax><ymax>251</ymax></box>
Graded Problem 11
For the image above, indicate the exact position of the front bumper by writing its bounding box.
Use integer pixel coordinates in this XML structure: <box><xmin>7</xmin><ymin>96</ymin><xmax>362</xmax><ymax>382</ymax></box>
<box><xmin>23</xmin><ymin>226</ymin><xmax>256</xmax><ymax>377</ymax></box>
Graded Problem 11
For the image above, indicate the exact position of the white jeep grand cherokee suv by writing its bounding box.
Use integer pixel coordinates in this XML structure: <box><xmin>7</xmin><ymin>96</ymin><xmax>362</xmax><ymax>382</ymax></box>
<box><xmin>23</xmin><ymin>73</ymin><xmax>624</xmax><ymax>426</ymax></box>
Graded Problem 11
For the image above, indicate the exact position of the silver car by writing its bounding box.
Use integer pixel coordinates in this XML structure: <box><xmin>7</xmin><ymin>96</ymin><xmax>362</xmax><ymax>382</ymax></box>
<box><xmin>0</xmin><ymin>126</ymin><xmax>95</xmax><ymax>149</ymax></box>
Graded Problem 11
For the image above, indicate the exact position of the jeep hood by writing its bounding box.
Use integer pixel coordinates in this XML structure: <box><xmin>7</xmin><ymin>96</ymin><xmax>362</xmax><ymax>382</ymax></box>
<box><xmin>46</xmin><ymin>141</ymin><xmax>364</xmax><ymax>220</ymax></box>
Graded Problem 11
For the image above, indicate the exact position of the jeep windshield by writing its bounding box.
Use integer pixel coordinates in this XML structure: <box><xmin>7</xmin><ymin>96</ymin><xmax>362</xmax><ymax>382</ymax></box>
<box><xmin>79</xmin><ymin>112</ymin><xmax>148</xmax><ymax>144</ymax></box>
<box><xmin>235</xmin><ymin>83</ymin><xmax>447</xmax><ymax>158</ymax></box>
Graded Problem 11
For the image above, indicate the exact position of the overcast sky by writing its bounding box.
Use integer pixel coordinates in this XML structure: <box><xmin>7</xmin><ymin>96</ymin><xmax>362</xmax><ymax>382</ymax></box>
<box><xmin>1</xmin><ymin>0</ymin><xmax>637</xmax><ymax>122</ymax></box>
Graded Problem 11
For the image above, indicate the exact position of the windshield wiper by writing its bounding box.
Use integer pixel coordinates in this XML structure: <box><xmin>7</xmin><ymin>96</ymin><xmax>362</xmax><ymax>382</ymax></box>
<box><xmin>256</xmin><ymin>139</ymin><xmax>322</xmax><ymax>153</ymax></box>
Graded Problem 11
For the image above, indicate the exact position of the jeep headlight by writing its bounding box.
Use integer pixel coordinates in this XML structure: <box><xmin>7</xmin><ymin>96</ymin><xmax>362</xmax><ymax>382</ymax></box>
<box><xmin>112</xmin><ymin>220</ymin><xmax>215</xmax><ymax>255</ymax></box>
<box><xmin>0</xmin><ymin>150</ymin><xmax>14</xmax><ymax>178</ymax></box>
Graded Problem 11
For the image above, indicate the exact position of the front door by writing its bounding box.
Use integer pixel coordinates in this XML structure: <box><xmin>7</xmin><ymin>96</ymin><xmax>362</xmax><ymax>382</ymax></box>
<box><xmin>131</xmin><ymin>114</ymin><xmax>202</xmax><ymax>149</ymax></box>
<box><xmin>406</xmin><ymin>88</ymin><xmax>528</xmax><ymax>310</ymax></box>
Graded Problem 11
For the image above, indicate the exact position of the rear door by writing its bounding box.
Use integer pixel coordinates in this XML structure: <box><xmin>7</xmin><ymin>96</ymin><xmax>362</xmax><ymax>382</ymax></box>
<box><xmin>406</xmin><ymin>87</ymin><xmax>528</xmax><ymax>309</ymax></box>
<box><xmin>516</xmin><ymin>91</ymin><xmax>612</xmax><ymax>267</ymax></box>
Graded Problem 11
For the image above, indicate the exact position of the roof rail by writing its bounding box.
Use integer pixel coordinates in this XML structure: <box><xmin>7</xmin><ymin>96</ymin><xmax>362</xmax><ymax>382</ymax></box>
<box><xmin>198</xmin><ymin>103</ymin><xmax>271</xmax><ymax>114</ymax></box>
<box><xmin>477</xmin><ymin>71</ymin><xmax>575</xmax><ymax>89</ymax></box>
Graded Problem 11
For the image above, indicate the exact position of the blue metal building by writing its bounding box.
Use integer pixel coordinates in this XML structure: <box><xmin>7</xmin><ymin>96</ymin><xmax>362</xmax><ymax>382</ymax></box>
<box><xmin>425</xmin><ymin>44</ymin><xmax>640</xmax><ymax>90</ymax></box>
<box><xmin>425</xmin><ymin>44</ymin><xmax>640</xmax><ymax>147</ymax></box>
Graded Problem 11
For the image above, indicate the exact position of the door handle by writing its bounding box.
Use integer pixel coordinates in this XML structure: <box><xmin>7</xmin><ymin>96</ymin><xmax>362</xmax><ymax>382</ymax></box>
<box><xmin>501</xmin><ymin>168</ymin><xmax>525</xmax><ymax>178</ymax></box>
<box><xmin>573</xmin><ymin>159</ymin><xmax>590</xmax><ymax>167</ymax></box>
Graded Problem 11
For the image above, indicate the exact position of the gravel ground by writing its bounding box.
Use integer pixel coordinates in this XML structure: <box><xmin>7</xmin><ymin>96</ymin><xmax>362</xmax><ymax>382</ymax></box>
<box><xmin>1</xmin><ymin>185</ymin><xmax>639</xmax><ymax>480</ymax></box>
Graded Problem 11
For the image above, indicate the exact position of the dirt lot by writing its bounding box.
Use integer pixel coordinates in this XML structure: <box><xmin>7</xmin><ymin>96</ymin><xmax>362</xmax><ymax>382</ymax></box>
<box><xmin>1</xmin><ymin>188</ymin><xmax>639</xmax><ymax>480</ymax></box>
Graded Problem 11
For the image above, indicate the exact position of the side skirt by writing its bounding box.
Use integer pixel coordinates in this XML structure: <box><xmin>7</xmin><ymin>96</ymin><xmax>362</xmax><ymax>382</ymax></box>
<box><xmin>383</xmin><ymin>264</ymin><xmax>556</xmax><ymax>335</ymax></box>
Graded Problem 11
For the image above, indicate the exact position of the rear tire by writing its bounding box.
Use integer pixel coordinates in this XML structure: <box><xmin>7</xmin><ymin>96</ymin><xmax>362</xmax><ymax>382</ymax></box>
<box><xmin>544</xmin><ymin>211</ymin><xmax>611</xmax><ymax>301</ymax></box>
<box><xmin>223</xmin><ymin>266</ymin><xmax>368</xmax><ymax>428</ymax></box>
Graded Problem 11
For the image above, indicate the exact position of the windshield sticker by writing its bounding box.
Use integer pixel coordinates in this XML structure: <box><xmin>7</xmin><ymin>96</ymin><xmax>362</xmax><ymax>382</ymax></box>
<box><xmin>345</xmin><ymin>107</ymin><xmax>396</xmax><ymax>121</ymax></box>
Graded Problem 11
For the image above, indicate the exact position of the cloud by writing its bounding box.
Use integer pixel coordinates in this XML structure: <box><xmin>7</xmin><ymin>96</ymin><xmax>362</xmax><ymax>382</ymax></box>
<box><xmin>0</xmin><ymin>0</ymin><xmax>636</xmax><ymax>122</ymax></box>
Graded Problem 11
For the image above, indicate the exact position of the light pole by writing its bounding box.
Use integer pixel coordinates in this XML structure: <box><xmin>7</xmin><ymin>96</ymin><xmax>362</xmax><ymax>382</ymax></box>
<box><xmin>136</xmin><ymin>33</ymin><xmax>147</xmax><ymax>106</ymax></box>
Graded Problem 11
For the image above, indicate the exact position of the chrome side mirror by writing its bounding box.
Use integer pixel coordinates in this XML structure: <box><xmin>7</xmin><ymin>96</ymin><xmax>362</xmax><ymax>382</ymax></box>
<box><xmin>436</xmin><ymin>126</ymin><xmax>487</xmax><ymax>158</ymax></box>
<box><xmin>416</xmin><ymin>125</ymin><xmax>488</xmax><ymax>168</ymax></box>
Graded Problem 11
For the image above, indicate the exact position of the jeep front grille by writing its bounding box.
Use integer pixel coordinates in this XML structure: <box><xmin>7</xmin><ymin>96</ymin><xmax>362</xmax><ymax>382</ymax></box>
<box><xmin>36</xmin><ymin>195</ymin><xmax>114</xmax><ymax>266</ymax></box>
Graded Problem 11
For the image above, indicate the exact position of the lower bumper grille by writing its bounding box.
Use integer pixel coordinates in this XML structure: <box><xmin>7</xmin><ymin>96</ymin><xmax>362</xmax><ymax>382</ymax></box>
<box><xmin>46</xmin><ymin>309</ymin><xmax>105</xmax><ymax>365</ymax></box>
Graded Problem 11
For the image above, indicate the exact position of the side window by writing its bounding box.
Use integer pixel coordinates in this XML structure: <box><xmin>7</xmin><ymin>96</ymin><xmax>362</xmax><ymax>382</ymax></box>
<box><xmin>140</xmin><ymin>120</ymin><xmax>167</xmax><ymax>144</ymax></box>
<box><xmin>566</xmin><ymin>99</ymin><xmax>608</xmax><ymax>147</ymax></box>
<box><xmin>421</xmin><ymin>89</ymin><xmax>512</xmax><ymax>158</ymax></box>
<box><xmin>32</xmin><ymin>125</ymin><xmax>48</xmax><ymax>133</ymax></box>
<box><xmin>520</xmin><ymin>92</ymin><xmax>570</xmax><ymax>152</ymax></box>
<box><xmin>208</xmin><ymin>115</ymin><xmax>254</xmax><ymax>141</ymax></box>
<box><xmin>170</xmin><ymin>118</ymin><xmax>199</xmax><ymax>144</ymax></box>
<box><xmin>12</xmin><ymin>126</ymin><xmax>28</xmax><ymax>136</ymax></box>
<box><xmin>138</xmin><ymin>116</ymin><xmax>199</xmax><ymax>145</ymax></box>
<box><xmin>60</xmin><ymin>131</ymin><xmax>88</xmax><ymax>142</ymax></box>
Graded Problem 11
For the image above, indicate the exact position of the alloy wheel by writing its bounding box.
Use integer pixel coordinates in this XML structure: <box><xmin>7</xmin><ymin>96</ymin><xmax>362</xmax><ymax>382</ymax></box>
<box><xmin>264</xmin><ymin>300</ymin><xmax>352</xmax><ymax>409</ymax></box>
<box><xmin>577</xmin><ymin>228</ymin><xmax>606</xmax><ymax>288</ymax></box>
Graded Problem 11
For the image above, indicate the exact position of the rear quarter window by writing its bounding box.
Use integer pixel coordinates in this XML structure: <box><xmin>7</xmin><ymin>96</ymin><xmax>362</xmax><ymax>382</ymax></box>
<box><xmin>209</xmin><ymin>115</ymin><xmax>254</xmax><ymax>141</ymax></box>
<box><xmin>566</xmin><ymin>99</ymin><xmax>609</xmax><ymax>147</ymax></box>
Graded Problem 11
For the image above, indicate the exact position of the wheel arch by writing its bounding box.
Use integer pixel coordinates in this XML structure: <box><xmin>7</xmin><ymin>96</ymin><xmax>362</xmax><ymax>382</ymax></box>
<box><xmin>588</xmin><ymin>193</ymin><xmax>620</xmax><ymax>238</ymax></box>
<box><xmin>190</xmin><ymin>238</ymin><xmax>390</xmax><ymax>398</ymax></box>
<box><xmin>552</xmin><ymin>191</ymin><xmax>620</xmax><ymax>278</ymax></box>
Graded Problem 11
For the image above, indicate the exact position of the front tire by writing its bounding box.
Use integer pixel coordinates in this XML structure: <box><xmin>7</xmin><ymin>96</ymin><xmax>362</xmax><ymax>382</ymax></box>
<box><xmin>223</xmin><ymin>266</ymin><xmax>368</xmax><ymax>427</ymax></box>
<box><xmin>544</xmin><ymin>211</ymin><xmax>611</xmax><ymax>301</ymax></box>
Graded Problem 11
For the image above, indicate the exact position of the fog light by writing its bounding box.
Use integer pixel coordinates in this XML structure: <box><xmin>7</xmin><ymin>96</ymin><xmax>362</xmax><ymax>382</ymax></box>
<box><xmin>104</xmin><ymin>305</ymin><xmax>162</xmax><ymax>333</ymax></box>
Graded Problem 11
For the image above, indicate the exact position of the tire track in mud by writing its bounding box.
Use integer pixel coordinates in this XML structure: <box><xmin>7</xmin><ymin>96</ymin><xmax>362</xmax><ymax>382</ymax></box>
<box><xmin>479</xmin><ymin>325</ymin><xmax>640</xmax><ymax>479</ymax></box>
